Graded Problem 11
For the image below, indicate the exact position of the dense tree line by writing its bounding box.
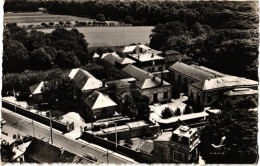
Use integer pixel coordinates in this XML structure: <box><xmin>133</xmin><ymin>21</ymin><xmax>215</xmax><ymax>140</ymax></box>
<box><xmin>3</xmin><ymin>25</ymin><xmax>89</xmax><ymax>73</ymax></box>
<box><xmin>150</xmin><ymin>1</ymin><xmax>258</xmax><ymax>80</ymax></box>
<box><xmin>5</xmin><ymin>1</ymin><xmax>257</xmax><ymax>26</ymax></box>
<box><xmin>199</xmin><ymin>106</ymin><xmax>258</xmax><ymax>163</ymax></box>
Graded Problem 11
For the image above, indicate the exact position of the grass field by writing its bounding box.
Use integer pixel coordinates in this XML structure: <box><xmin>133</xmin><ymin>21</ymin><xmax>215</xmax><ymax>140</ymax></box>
<box><xmin>39</xmin><ymin>26</ymin><xmax>154</xmax><ymax>47</ymax></box>
<box><xmin>4</xmin><ymin>12</ymin><xmax>94</xmax><ymax>26</ymax></box>
<box><xmin>5</xmin><ymin>12</ymin><xmax>154</xmax><ymax>47</ymax></box>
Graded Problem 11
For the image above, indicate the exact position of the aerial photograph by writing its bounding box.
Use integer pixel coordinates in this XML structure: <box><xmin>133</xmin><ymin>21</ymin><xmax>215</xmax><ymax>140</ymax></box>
<box><xmin>1</xmin><ymin>0</ymin><xmax>258</xmax><ymax>164</ymax></box>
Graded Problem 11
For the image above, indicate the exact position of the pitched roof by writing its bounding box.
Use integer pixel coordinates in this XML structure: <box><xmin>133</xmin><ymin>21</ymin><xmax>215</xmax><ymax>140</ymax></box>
<box><xmin>128</xmin><ymin>53</ymin><xmax>164</xmax><ymax>62</ymax></box>
<box><xmin>191</xmin><ymin>76</ymin><xmax>258</xmax><ymax>91</ymax></box>
<box><xmin>164</xmin><ymin>53</ymin><xmax>192</xmax><ymax>63</ymax></box>
<box><xmin>122</xmin><ymin>44</ymin><xmax>151</xmax><ymax>53</ymax></box>
<box><xmin>169</xmin><ymin>62</ymin><xmax>215</xmax><ymax>82</ymax></box>
<box><xmin>93</xmin><ymin>53</ymin><xmax>100</xmax><ymax>58</ymax></box>
<box><xmin>101</xmin><ymin>52</ymin><xmax>135</xmax><ymax>65</ymax></box>
<box><xmin>115</xmin><ymin>81</ymin><xmax>131</xmax><ymax>88</ymax></box>
<box><xmin>24</xmin><ymin>138</ymin><xmax>92</xmax><ymax>163</ymax></box>
<box><xmin>122</xmin><ymin>64</ymin><xmax>170</xmax><ymax>89</ymax></box>
<box><xmin>224</xmin><ymin>88</ymin><xmax>258</xmax><ymax>96</ymax></box>
<box><xmin>84</xmin><ymin>90</ymin><xmax>117</xmax><ymax>110</ymax></box>
<box><xmin>29</xmin><ymin>81</ymin><xmax>45</xmax><ymax>95</ymax></box>
<box><xmin>68</xmin><ymin>68</ymin><xmax>103</xmax><ymax>91</ymax></box>
<box><xmin>139</xmin><ymin>140</ymin><xmax>154</xmax><ymax>154</ymax></box>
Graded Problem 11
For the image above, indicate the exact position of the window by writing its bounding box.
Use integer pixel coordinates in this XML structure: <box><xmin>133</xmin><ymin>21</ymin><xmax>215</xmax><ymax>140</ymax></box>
<box><xmin>38</xmin><ymin>95</ymin><xmax>43</xmax><ymax>100</ymax></box>
<box><xmin>163</xmin><ymin>89</ymin><xmax>168</xmax><ymax>99</ymax></box>
<box><xmin>178</xmin><ymin>136</ymin><xmax>182</xmax><ymax>142</ymax></box>
<box><xmin>184</xmin><ymin>78</ymin><xmax>188</xmax><ymax>86</ymax></box>
<box><xmin>197</xmin><ymin>95</ymin><xmax>201</xmax><ymax>103</ymax></box>
<box><xmin>190</xmin><ymin>91</ymin><xmax>194</xmax><ymax>100</ymax></box>
<box><xmin>172</xmin><ymin>72</ymin><xmax>175</xmax><ymax>82</ymax></box>
<box><xmin>207</xmin><ymin>95</ymin><xmax>212</xmax><ymax>103</ymax></box>
<box><xmin>159</xmin><ymin>66</ymin><xmax>162</xmax><ymax>71</ymax></box>
<box><xmin>178</xmin><ymin>75</ymin><xmax>181</xmax><ymax>85</ymax></box>
<box><xmin>173</xmin><ymin>151</ymin><xmax>185</xmax><ymax>162</ymax></box>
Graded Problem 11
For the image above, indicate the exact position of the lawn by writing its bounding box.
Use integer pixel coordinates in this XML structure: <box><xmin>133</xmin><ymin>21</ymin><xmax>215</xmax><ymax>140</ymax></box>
<box><xmin>39</xmin><ymin>26</ymin><xmax>154</xmax><ymax>47</ymax></box>
<box><xmin>4</xmin><ymin>11</ymin><xmax>94</xmax><ymax>25</ymax></box>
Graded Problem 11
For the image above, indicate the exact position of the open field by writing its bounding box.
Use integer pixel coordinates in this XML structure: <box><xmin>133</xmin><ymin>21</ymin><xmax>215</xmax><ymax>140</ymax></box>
<box><xmin>39</xmin><ymin>26</ymin><xmax>154</xmax><ymax>47</ymax></box>
<box><xmin>4</xmin><ymin>12</ymin><xmax>153</xmax><ymax>47</ymax></box>
<box><xmin>4</xmin><ymin>12</ymin><xmax>94</xmax><ymax>26</ymax></box>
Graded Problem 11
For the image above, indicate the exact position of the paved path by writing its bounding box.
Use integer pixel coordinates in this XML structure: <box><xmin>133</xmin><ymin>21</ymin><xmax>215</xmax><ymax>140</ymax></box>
<box><xmin>1</xmin><ymin>107</ymin><xmax>137</xmax><ymax>164</ymax></box>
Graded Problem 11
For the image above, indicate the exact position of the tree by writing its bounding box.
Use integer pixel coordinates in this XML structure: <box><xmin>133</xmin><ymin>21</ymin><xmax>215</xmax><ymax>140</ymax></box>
<box><xmin>161</xmin><ymin>107</ymin><xmax>174</xmax><ymax>119</ymax></box>
<box><xmin>123</xmin><ymin>90</ymin><xmax>150</xmax><ymax>120</ymax></box>
<box><xmin>49</xmin><ymin>22</ymin><xmax>54</xmax><ymax>27</ymax></box>
<box><xmin>59</xmin><ymin>21</ymin><xmax>64</xmax><ymax>26</ymax></box>
<box><xmin>1</xmin><ymin>141</ymin><xmax>15</xmax><ymax>163</ymax></box>
<box><xmin>29</xmin><ymin>47</ymin><xmax>55</xmax><ymax>70</ymax></box>
<box><xmin>55</xmin><ymin>50</ymin><xmax>81</xmax><ymax>68</ymax></box>
<box><xmin>124</xmin><ymin>15</ymin><xmax>133</xmax><ymax>24</ymax></box>
<box><xmin>199</xmin><ymin>108</ymin><xmax>257</xmax><ymax>163</ymax></box>
<box><xmin>3</xmin><ymin>40</ymin><xmax>29</xmax><ymax>73</ymax></box>
<box><xmin>41</xmin><ymin>22</ymin><xmax>48</xmax><ymax>27</ymax></box>
<box><xmin>183</xmin><ymin>105</ymin><xmax>193</xmax><ymax>114</ymax></box>
<box><xmin>174</xmin><ymin>107</ymin><xmax>181</xmax><ymax>116</ymax></box>
<box><xmin>65</xmin><ymin>21</ymin><xmax>71</xmax><ymax>26</ymax></box>
<box><xmin>41</xmin><ymin>77</ymin><xmax>81</xmax><ymax>108</ymax></box>
<box><xmin>237</xmin><ymin>97</ymin><xmax>258</xmax><ymax>109</ymax></box>
<box><xmin>96</xmin><ymin>14</ymin><xmax>106</xmax><ymax>22</ymax></box>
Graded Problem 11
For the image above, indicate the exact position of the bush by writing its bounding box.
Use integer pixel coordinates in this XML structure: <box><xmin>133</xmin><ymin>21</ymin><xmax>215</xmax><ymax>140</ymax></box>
<box><xmin>161</xmin><ymin>107</ymin><xmax>174</xmax><ymax>119</ymax></box>
<box><xmin>237</xmin><ymin>97</ymin><xmax>258</xmax><ymax>109</ymax></box>
<box><xmin>183</xmin><ymin>105</ymin><xmax>193</xmax><ymax>114</ymax></box>
<box><xmin>174</xmin><ymin>107</ymin><xmax>182</xmax><ymax>116</ymax></box>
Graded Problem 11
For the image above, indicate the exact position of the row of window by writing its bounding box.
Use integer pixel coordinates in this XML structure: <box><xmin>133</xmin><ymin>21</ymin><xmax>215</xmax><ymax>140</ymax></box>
<box><xmin>152</xmin><ymin>89</ymin><xmax>169</xmax><ymax>99</ymax></box>
<box><xmin>190</xmin><ymin>92</ymin><xmax>212</xmax><ymax>104</ymax></box>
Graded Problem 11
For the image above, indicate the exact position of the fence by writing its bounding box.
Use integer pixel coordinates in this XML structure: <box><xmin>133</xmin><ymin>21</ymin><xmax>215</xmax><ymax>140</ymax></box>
<box><xmin>81</xmin><ymin>131</ymin><xmax>154</xmax><ymax>163</ymax></box>
<box><xmin>2</xmin><ymin>100</ymin><xmax>68</xmax><ymax>133</ymax></box>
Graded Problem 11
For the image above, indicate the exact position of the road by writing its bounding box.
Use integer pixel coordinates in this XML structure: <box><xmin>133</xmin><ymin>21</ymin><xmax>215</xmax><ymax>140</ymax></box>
<box><xmin>1</xmin><ymin>107</ymin><xmax>137</xmax><ymax>164</ymax></box>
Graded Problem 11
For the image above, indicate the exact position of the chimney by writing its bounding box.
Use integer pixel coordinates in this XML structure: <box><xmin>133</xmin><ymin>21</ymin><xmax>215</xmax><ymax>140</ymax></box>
<box><xmin>102</xmin><ymin>79</ymin><xmax>106</xmax><ymax>88</ymax></box>
<box><xmin>160</xmin><ymin>71</ymin><xmax>164</xmax><ymax>86</ymax></box>
<box><xmin>138</xmin><ymin>54</ymin><xmax>140</xmax><ymax>59</ymax></box>
<box><xmin>151</xmin><ymin>53</ymin><xmax>154</xmax><ymax>58</ymax></box>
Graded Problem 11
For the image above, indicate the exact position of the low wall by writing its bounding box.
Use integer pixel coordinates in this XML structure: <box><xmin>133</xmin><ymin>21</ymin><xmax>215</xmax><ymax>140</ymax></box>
<box><xmin>2</xmin><ymin>100</ymin><xmax>68</xmax><ymax>133</ymax></box>
<box><xmin>82</xmin><ymin>132</ymin><xmax>154</xmax><ymax>163</ymax></box>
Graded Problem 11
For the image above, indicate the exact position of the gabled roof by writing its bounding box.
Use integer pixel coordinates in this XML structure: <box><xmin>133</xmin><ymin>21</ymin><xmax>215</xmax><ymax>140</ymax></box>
<box><xmin>128</xmin><ymin>53</ymin><xmax>164</xmax><ymax>62</ymax></box>
<box><xmin>93</xmin><ymin>53</ymin><xmax>100</xmax><ymax>58</ymax></box>
<box><xmin>122</xmin><ymin>44</ymin><xmax>151</xmax><ymax>53</ymax></box>
<box><xmin>224</xmin><ymin>88</ymin><xmax>258</xmax><ymax>96</ymax></box>
<box><xmin>139</xmin><ymin>140</ymin><xmax>154</xmax><ymax>154</ymax></box>
<box><xmin>101</xmin><ymin>52</ymin><xmax>135</xmax><ymax>65</ymax></box>
<box><xmin>29</xmin><ymin>81</ymin><xmax>45</xmax><ymax>95</ymax></box>
<box><xmin>169</xmin><ymin>62</ymin><xmax>215</xmax><ymax>82</ymax></box>
<box><xmin>117</xmin><ymin>57</ymin><xmax>136</xmax><ymax>64</ymax></box>
<box><xmin>24</xmin><ymin>138</ymin><xmax>92</xmax><ymax>163</ymax></box>
<box><xmin>164</xmin><ymin>53</ymin><xmax>192</xmax><ymax>63</ymax></box>
<box><xmin>191</xmin><ymin>76</ymin><xmax>258</xmax><ymax>91</ymax></box>
<box><xmin>122</xmin><ymin>64</ymin><xmax>170</xmax><ymax>89</ymax></box>
<box><xmin>115</xmin><ymin>81</ymin><xmax>131</xmax><ymax>88</ymax></box>
<box><xmin>84</xmin><ymin>90</ymin><xmax>117</xmax><ymax>110</ymax></box>
<box><xmin>68</xmin><ymin>68</ymin><xmax>103</xmax><ymax>91</ymax></box>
